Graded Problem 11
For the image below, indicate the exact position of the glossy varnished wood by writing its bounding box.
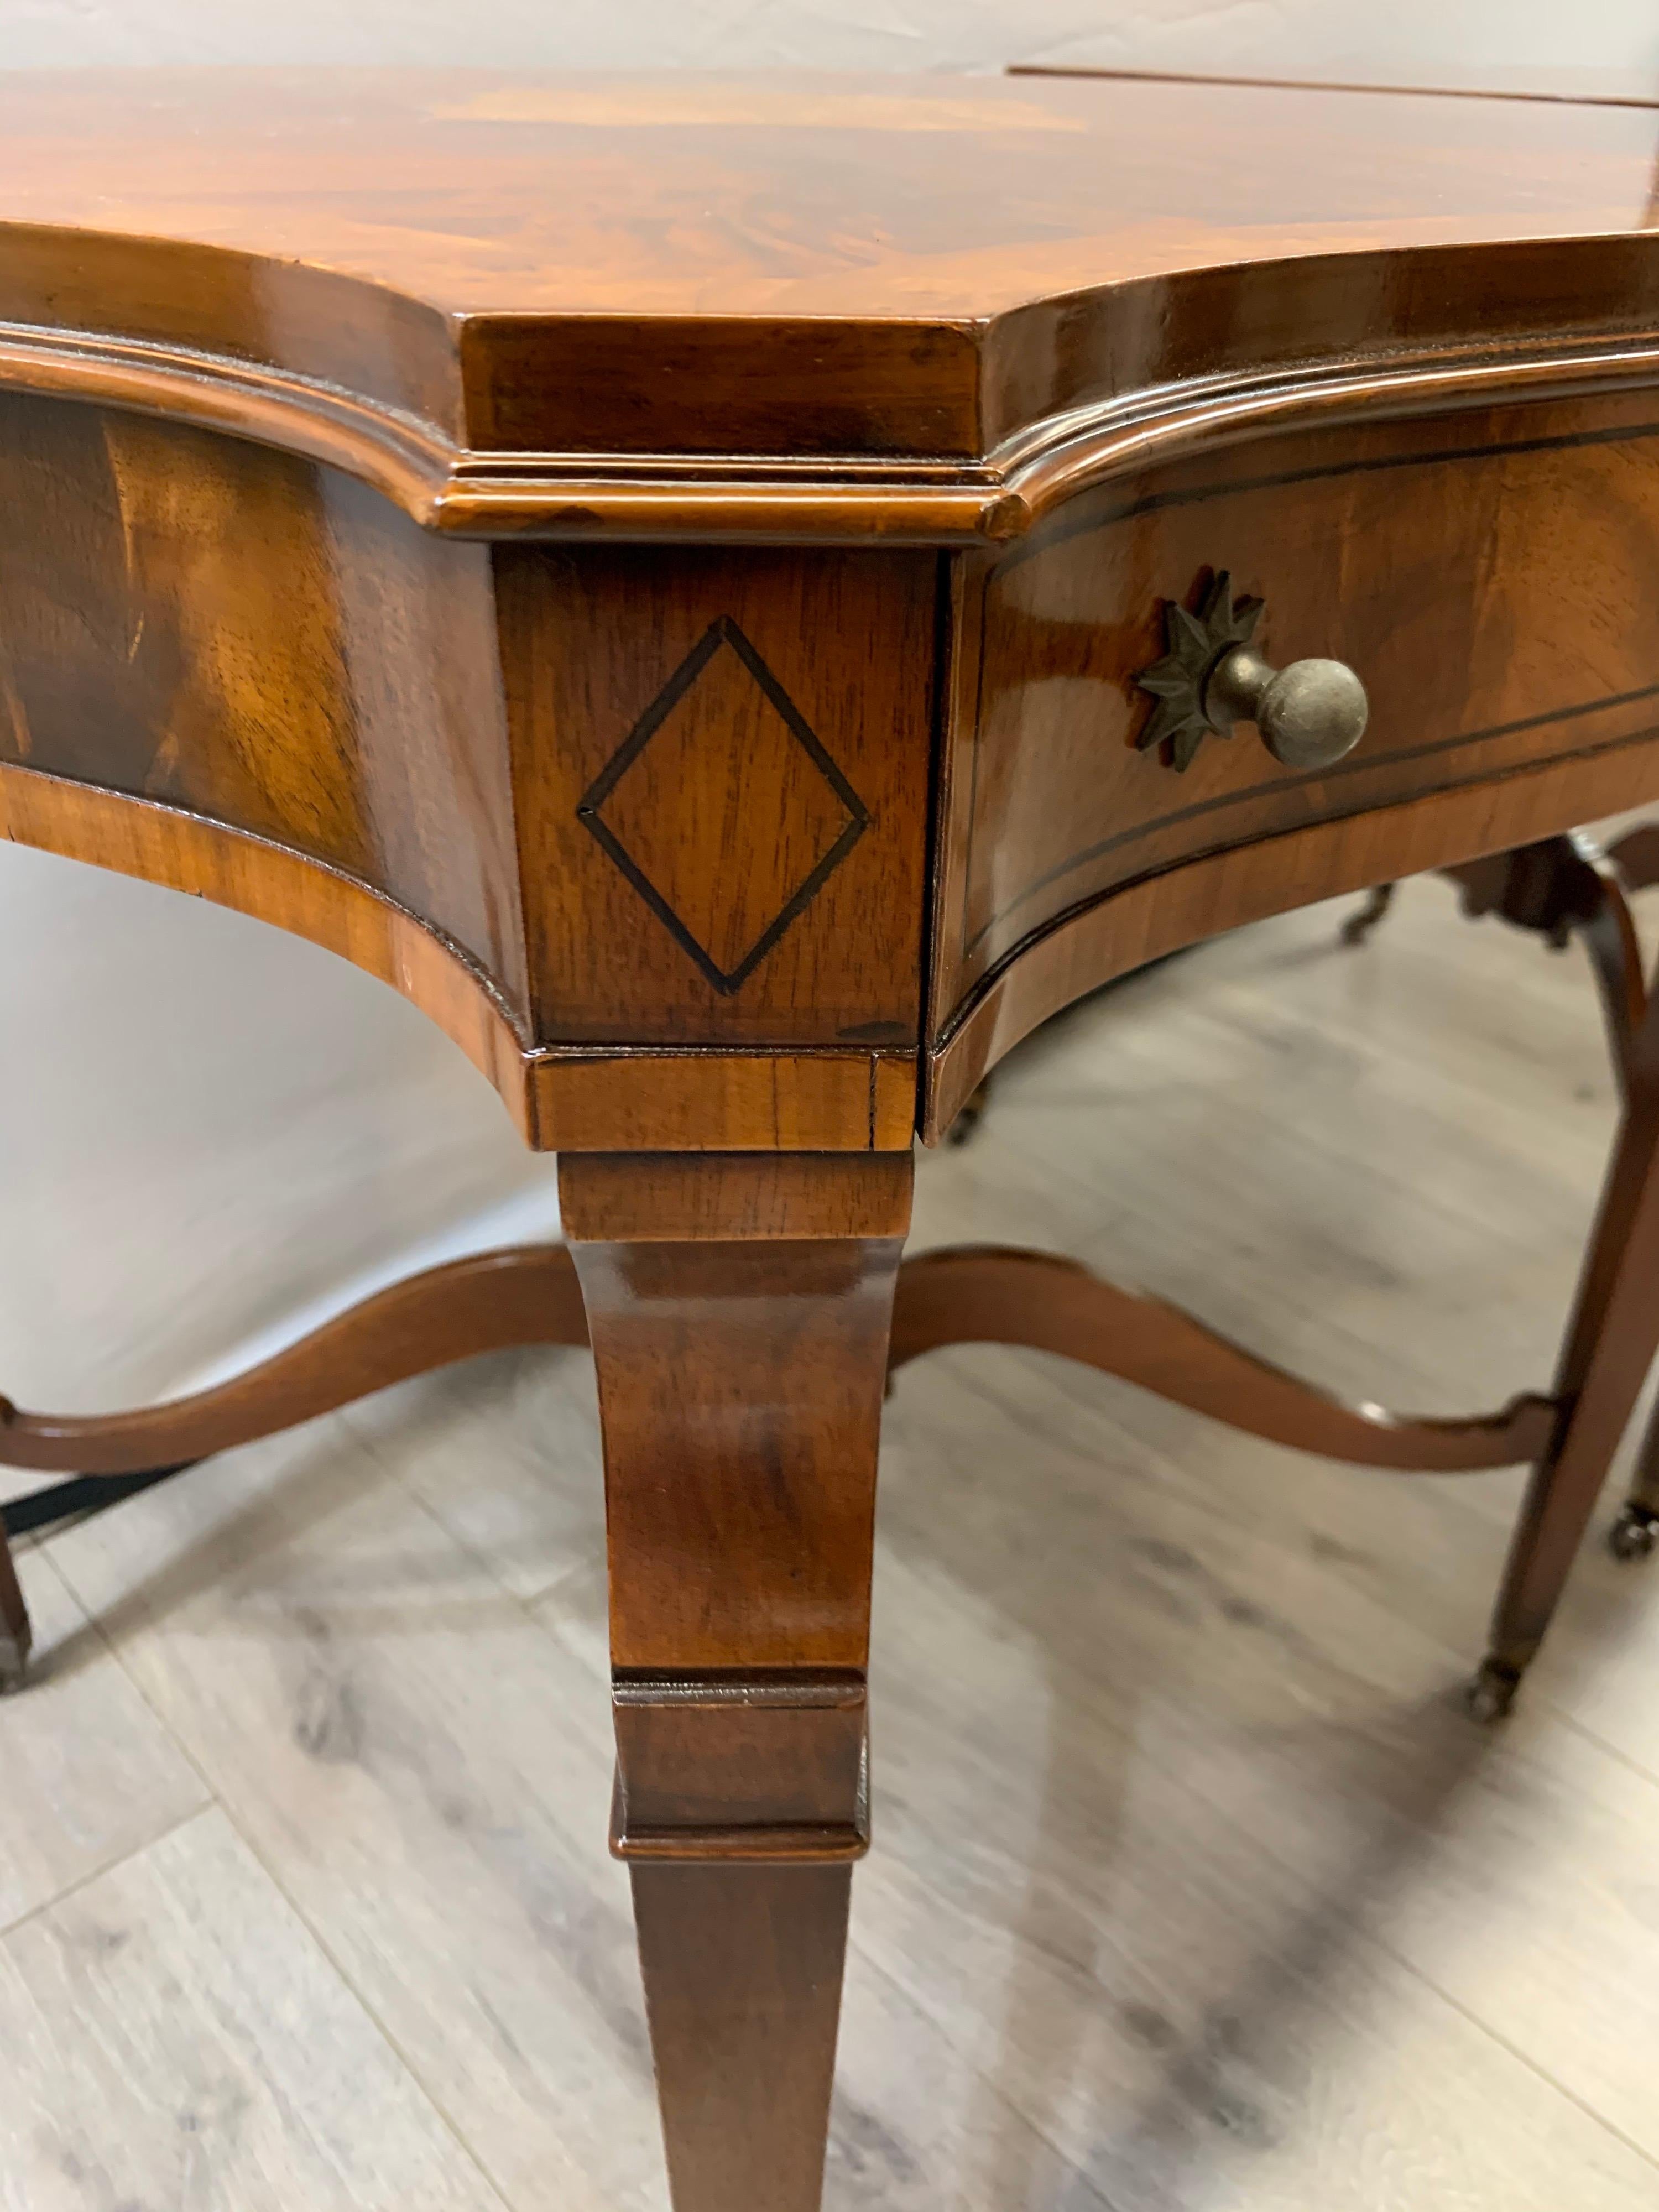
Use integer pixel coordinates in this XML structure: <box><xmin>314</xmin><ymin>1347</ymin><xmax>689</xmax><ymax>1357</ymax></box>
<box><xmin>0</xmin><ymin>1222</ymin><xmax>1558</xmax><ymax>1495</ymax></box>
<box><xmin>0</xmin><ymin>392</ymin><xmax>525</xmax><ymax>999</ymax></box>
<box><xmin>18</xmin><ymin>885</ymin><xmax>1659</xmax><ymax>2208</ymax></box>
<box><xmin>926</xmin><ymin>387</ymin><xmax>1659</xmax><ymax>1128</ymax></box>
<box><xmin>494</xmin><ymin>545</ymin><xmax>936</xmax><ymax>1048</ymax></box>
<box><xmin>1478</xmin><ymin>957</ymin><xmax>1659</xmax><ymax>1705</ymax></box>
<box><xmin>945</xmin><ymin>391</ymin><xmax>1659</xmax><ymax>992</ymax></box>
<box><xmin>927</xmin><ymin>739</ymin><xmax>1659</xmax><ymax>1138</ymax></box>
<box><xmin>0</xmin><ymin>398</ymin><xmax>932</xmax><ymax>1145</ymax></box>
<box><xmin>0</xmin><ymin>71</ymin><xmax>1655</xmax><ymax>546</ymax></box>
<box><xmin>6</xmin><ymin>72</ymin><xmax>1659</xmax><ymax>1147</ymax></box>
<box><xmin>561</xmin><ymin>1150</ymin><xmax>910</xmax><ymax>2212</ymax></box>
<box><xmin>890</xmin><ymin>1246</ymin><xmax>1557</xmax><ymax>1472</ymax></box>
<box><xmin>560</xmin><ymin>1150</ymin><xmax>910</xmax><ymax>1671</ymax></box>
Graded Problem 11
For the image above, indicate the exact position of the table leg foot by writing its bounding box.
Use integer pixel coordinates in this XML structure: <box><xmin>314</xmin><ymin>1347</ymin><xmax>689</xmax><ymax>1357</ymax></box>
<box><xmin>1606</xmin><ymin>1383</ymin><xmax>1659</xmax><ymax>1560</ymax></box>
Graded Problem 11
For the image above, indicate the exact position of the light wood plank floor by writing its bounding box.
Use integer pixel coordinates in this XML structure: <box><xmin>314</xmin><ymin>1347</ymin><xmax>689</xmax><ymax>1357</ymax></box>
<box><xmin>8</xmin><ymin>872</ymin><xmax>1659</xmax><ymax>2209</ymax></box>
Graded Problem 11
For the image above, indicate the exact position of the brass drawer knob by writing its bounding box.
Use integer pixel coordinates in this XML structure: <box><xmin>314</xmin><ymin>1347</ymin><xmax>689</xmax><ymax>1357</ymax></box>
<box><xmin>1136</xmin><ymin>572</ymin><xmax>1369</xmax><ymax>773</ymax></box>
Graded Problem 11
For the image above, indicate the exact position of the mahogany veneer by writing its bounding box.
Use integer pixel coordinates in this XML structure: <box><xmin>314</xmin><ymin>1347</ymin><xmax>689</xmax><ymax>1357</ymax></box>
<box><xmin>5</xmin><ymin>66</ymin><xmax>1659</xmax><ymax>2208</ymax></box>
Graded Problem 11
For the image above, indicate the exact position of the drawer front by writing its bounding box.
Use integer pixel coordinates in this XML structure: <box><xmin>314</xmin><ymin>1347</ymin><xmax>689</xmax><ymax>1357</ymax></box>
<box><xmin>936</xmin><ymin>387</ymin><xmax>1659</xmax><ymax>1030</ymax></box>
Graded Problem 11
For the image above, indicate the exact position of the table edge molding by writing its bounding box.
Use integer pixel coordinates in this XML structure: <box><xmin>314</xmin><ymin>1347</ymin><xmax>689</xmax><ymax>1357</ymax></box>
<box><xmin>3</xmin><ymin>294</ymin><xmax>1659</xmax><ymax>542</ymax></box>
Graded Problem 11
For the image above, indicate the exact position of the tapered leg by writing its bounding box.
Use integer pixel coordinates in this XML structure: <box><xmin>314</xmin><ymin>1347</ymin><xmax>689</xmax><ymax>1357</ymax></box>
<box><xmin>560</xmin><ymin>1149</ymin><xmax>912</xmax><ymax>2212</ymax></box>
<box><xmin>0</xmin><ymin>1517</ymin><xmax>31</xmax><ymax>1691</ymax></box>
<box><xmin>629</xmin><ymin>1864</ymin><xmax>852</xmax><ymax>2212</ymax></box>
<box><xmin>1478</xmin><ymin>1001</ymin><xmax>1659</xmax><ymax>1713</ymax></box>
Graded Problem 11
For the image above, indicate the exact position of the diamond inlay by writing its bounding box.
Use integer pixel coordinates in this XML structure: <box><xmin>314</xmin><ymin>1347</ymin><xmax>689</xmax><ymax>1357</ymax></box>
<box><xmin>577</xmin><ymin>617</ymin><xmax>871</xmax><ymax>994</ymax></box>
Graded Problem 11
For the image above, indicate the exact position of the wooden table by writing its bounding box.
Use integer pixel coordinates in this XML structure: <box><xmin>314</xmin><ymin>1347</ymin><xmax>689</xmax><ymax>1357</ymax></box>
<box><xmin>3</xmin><ymin>66</ymin><xmax>1659</xmax><ymax>2210</ymax></box>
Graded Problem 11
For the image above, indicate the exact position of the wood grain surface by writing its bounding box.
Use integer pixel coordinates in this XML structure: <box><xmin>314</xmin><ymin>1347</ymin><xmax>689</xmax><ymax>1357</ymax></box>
<box><xmin>561</xmin><ymin>1149</ymin><xmax>910</xmax><ymax>1671</ymax></box>
<box><xmin>0</xmin><ymin>412</ymin><xmax>933</xmax><ymax>1146</ymax></box>
<box><xmin>889</xmin><ymin>1246</ymin><xmax>1557</xmax><ymax>1472</ymax></box>
<box><xmin>0</xmin><ymin>394</ymin><xmax>526</xmax><ymax>995</ymax></box>
<box><xmin>2</xmin><ymin>69</ymin><xmax>1659</xmax><ymax>1154</ymax></box>
<box><xmin>564</xmin><ymin>1149</ymin><xmax>911</xmax><ymax>2211</ymax></box>
<box><xmin>925</xmin><ymin>384</ymin><xmax>1659</xmax><ymax>1121</ymax></box>
<box><xmin>0</xmin><ymin>71</ymin><xmax>1653</xmax><ymax>536</ymax></box>
<box><xmin>7</xmin><ymin>71</ymin><xmax>1659</xmax><ymax>2206</ymax></box>
<box><xmin>0</xmin><ymin>69</ymin><xmax>1646</xmax><ymax>324</ymax></box>
<box><xmin>943</xmin><ymin>390</ymin><xmax>1659</xmax><ymax>1005</ymax></box>
<box><xmin>1484</xmin><ymin>936</ymin><xmax>1659</xmax><ymax>1690</ymax></box>
<box><xmin>496</xmin><ymin>545</ymin><xmax>936</xmax><ymax>1048</ymax></box>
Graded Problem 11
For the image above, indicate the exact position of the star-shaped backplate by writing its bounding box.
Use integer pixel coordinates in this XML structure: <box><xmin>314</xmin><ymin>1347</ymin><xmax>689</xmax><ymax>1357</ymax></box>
<box><xmin>1134</xmin><ymin>571</ymin><xmax>1264</xmax><ymax>773</ymax></box>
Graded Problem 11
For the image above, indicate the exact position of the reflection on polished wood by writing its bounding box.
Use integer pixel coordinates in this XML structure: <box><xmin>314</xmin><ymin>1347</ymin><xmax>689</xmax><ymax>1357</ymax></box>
<box><xmin>927</xmin><ymin>734</ymin><xmax>1659</xmax><ymax>1139</ymax></box>
<box><xmin>8</xmin><ymin>62</ymin><xmax>1659</xmax><ymax>2211</ymax></box>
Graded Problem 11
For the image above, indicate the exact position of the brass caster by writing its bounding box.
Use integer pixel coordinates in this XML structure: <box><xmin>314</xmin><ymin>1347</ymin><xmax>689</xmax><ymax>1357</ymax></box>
<box><xmin>1465</xmin><ymin>1657</ymin><xmax>1520</xmax><ymax>1724</ymax></box>
<box><xmin>1609</xmin><ymin>1505</ymin><xmax>1658</xmax><ymax>1563</ymax></box>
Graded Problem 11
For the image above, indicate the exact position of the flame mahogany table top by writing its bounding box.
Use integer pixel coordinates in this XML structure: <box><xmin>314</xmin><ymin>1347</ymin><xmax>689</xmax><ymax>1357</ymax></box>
<box><xmin>2</xmin><ymin>64</ymin><xmax>1656</xmax><ymax>317</ymax></box>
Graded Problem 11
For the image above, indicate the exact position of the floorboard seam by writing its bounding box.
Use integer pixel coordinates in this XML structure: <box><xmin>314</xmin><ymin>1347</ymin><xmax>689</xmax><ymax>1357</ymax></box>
<box><xmin>0</xmin><ymin>1799</ymin><xmax>212</xmax><ymax>1944</ymax></box>
<box><xmin>1363</xmin><ymin>1922</ymin><xmax>1659</xmax><ymax>2178</ymax></box>
<box><xmin>34</xmin><ymin>1537</ymin><xmax>524</xmax><ymax>2212</ymax></box>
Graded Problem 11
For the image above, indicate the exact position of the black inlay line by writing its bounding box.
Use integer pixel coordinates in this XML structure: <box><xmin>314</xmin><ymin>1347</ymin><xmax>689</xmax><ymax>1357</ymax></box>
<box><xmin>917</xmin><ymin>550</ymin><xmax>961</xmax><ymax>1087</ymax></box>
<box><xmin>577</xmin><ymin>615</ymin><xmax>872</xmax><ymax>996</ymax></box>
<box><xmin>963</xmin><ymin>681</ymin><xmax>1659</xmax><ymax>958</ymax></box>
<box><xmin>723</xmin><ymin>814</ymin><xmax>869</xmax><ymax>992</ymax></box>
<box><xmin>997</xmin><ymin>411</ymin><xmax>1659</xmax><ymax>575</ymax></box>
<box><xmin>578</xmin><ymin>811</ymin><xmax>735</xmax><ymax>992</ymax></box>
<box><xmin>957</xmin><ymin>562</ymin><xmax>993</xmax><ymax>967</ymax></box>
<box><xmin>580</xmin><ymin>615</ymin><xmax>728</xmax><ymax>813</ymax></box>
<box><xmin>720</xmin><ymin>617</ymin><xmax>872</xmax><ymax>829</ymax></box>
<box><xmin>939</xmin><ymin>721</ymin><xmax>1659</xmax><ymax>1053</ymax></box>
